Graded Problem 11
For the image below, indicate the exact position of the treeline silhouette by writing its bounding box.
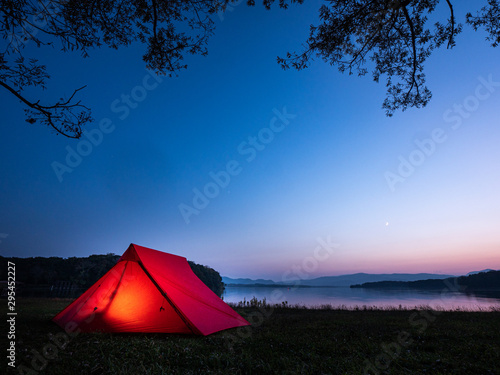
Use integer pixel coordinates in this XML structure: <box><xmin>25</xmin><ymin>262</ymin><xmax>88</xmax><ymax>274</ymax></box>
<box><xmin>0</xmin><ymin>254</ymin><xmax>224</xmax><ymax>297</ymax></box>
<box><xmin>351</xmin><ymin>270</ymin><xmax>500</xmax><ymax>290</ymax></box>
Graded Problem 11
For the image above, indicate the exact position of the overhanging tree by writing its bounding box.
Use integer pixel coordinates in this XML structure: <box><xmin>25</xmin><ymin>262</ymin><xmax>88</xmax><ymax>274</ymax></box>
<box><xmin>276</xmin><ymin>0</ymin><xmax>499</xmax><ymax>116</ymax></box>
<box><xmin>1</xmin><ymin>1</ymin><xmax>499</xmax><ymax>137</ymax></box>
<box><xmin>1</xmin><ymin>0</ymin><xmax>229</xmax><ymax>137</ymax></box>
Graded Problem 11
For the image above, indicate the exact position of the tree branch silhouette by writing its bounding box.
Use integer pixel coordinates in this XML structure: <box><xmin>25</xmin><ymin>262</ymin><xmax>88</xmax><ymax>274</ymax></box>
<box><xmin>1</xmin><ymin>0</ymin><xmax>499</xmax><ymax>137</ymax></box>
<box><xmin>0</xmin><ymin>80</ymin><xmax>90</xmax><ymax>138</ymax></box>
<box><xmin>275</xmin><ymin>0</ymin><xmax>470</xmax><ymax>115</ymax></box>
<box><xmin>1</xmin><ymin>0</ymin><xmax>228</xmax><ymax>137</ymax></box>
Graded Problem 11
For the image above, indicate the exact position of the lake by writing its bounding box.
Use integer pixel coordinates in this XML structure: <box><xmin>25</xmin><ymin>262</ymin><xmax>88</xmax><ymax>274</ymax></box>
<box><xmin>222</xmin><ymin>286</ymin><xmax>500</xmax><ymax>311</ymax></box>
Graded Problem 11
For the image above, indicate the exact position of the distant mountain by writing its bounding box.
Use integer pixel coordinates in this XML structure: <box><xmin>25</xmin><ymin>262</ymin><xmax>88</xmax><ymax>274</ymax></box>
<box><xmin>222</xmin><ymin>277</ymin><xmax>276</xmax><ymax>285</ymax></box>
<box><xmin>223</xmin><ymin>273</ymin><xmax>455</xmax><ymax>287</ymax></box>
<box><xmin>292</xmin><ymin>273</ymin><xmax>456</xmax><ymax>287</ymax></box>
<box><xmin>467</xmin><ymin>269</ymin><xmax>495</xmax><ymax>276</ymax></box>
<box><xmin>352</xmin><ymin>270</ymin><xmax>500</xmax><ymax>290</ymax></box>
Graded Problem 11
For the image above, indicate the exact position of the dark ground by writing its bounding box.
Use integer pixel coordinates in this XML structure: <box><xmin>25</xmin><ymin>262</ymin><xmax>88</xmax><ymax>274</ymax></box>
<box><xmin>3</xmin><ymin>298</ymin><xmax>500</xmax><ymax>374</ymax></box>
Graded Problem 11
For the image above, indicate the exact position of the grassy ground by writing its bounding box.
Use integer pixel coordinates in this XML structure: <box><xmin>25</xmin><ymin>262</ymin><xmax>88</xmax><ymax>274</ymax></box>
<box><xmin>3</xmin><ymin>298</ymin><xmax>500</xmax><ymax>374</ymax></box>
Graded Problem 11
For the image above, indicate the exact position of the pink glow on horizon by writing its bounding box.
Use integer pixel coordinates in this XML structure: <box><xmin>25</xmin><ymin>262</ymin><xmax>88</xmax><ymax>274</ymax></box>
<box><xmin>218</xmin><ymin>243</ymin><xmax>500</xmax><ymax>280</ymax></box>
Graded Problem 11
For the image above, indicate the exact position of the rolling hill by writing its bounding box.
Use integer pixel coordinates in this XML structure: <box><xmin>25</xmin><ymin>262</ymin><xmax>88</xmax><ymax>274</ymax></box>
<box><xmin>223</xmin><ymin>273</ymin><xmax>456</xmax><ymax>287</ymax></box>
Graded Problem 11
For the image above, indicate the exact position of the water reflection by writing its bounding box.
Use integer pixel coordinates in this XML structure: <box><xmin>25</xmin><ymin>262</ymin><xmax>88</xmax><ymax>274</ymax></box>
<box><xmin>223</xmin><ymin>286</ymin><xmax>500</xmax><ymax>311</ymax></box>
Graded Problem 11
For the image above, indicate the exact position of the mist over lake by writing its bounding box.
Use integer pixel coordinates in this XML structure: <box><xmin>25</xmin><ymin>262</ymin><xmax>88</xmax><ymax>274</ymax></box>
<box><xmin>223</xmin><ymin>286</ymin><xmax>500</xmax><ymax>311</ymax></box>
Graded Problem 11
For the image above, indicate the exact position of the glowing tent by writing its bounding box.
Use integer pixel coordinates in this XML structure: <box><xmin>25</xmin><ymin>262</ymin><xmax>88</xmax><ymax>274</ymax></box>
<box><xmin>52</xmin><ymin>244</ymin><xmax>249</xmax><ymax>335</ymax></box>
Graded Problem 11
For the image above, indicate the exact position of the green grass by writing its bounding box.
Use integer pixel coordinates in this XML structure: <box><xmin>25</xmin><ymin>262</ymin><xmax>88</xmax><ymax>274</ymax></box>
<box><xmin>3</xmin><ymin>298</ymin><xmax>500</xmax><ymax>374</ymax></box>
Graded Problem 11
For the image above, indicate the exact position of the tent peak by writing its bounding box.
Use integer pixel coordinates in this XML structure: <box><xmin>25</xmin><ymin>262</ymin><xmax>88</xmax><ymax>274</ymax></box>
<box><xmin>118</xmin><ymin>243</ymin><xmax>141</xmax><ymax>262</ymax></box>
<box><xmin>120</xmin><ymin>244</ymin><xmax>188</xmax><ymax>263</ymax></box>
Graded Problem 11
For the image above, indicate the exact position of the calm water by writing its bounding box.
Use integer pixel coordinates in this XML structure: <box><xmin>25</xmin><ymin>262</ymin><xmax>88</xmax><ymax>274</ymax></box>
<box><xmin>223</xmin><ymin>286</ymin><xmax>500</xmax><ymax>311</ymax></box>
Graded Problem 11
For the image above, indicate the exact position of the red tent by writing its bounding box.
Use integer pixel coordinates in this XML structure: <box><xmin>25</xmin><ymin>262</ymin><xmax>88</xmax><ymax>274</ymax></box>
<box><xmin>52</xmin><ymin>244</ymin><xmax>249</xmax><ymax>335</ymax></box>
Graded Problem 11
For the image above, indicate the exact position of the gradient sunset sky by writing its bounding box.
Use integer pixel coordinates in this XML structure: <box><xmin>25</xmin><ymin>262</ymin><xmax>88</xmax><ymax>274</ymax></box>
<box><xmin>1</xmin><ymin>0</ymin><xmax>499</xmax><ymax>280</ymax></box>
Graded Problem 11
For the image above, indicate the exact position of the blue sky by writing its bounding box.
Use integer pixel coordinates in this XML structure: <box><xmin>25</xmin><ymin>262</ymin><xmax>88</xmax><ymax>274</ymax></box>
<box><xmin>1</xmin><ymin>0</ymin><xmax>499</xmax><ymax>280</ymax></box>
